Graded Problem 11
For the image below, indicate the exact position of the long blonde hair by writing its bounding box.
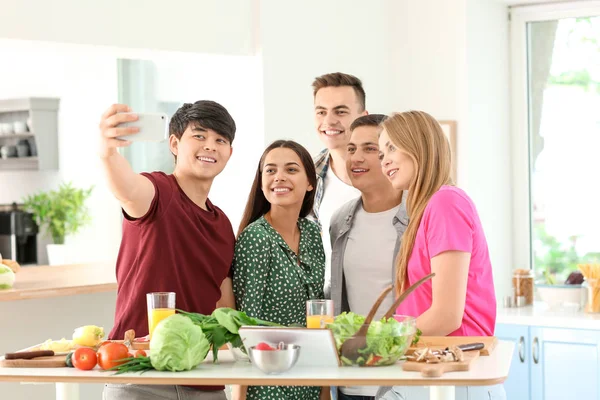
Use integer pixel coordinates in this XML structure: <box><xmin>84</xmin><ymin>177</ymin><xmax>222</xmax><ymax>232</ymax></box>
<box><xmin>382</xmin><ymin>111</ymin><xmax>454</xmax><ymax>294</ymax></box>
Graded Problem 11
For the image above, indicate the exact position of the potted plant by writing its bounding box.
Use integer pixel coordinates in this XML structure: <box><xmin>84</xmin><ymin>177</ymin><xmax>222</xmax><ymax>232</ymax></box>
<box><xmin>22</xmin><ymin>182</ymin><xmax>94</xmax><ymax>265</ymax></box>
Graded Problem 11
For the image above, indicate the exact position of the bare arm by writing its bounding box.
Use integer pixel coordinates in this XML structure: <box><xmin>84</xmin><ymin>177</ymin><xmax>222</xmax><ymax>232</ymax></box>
<box><xmin>230</xmin><ymin>385</ymin><xmax>247</xmax><ymax>400</ymax></box>
<box><xmin>416</xmin><ymin>251</ymin><xmax>470</xmax><ymax>336</ymax></box>
<box><xmin>99</xmin><ymin>104</ymin><xmax>155</xmax><ymax>218</ymax></box>
<box><xmin>216</xmin><ymin>277</ymin><xmax>235</xmax><ymax>309</ymax></box>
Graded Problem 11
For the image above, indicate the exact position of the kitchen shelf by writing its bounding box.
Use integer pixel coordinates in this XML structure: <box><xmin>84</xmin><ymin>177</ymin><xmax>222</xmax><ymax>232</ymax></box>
<box><xmin>0</xmin><ymin>133</ymin><xmax>35</xmax><ymax>140</ymax></box>
<box><xmin>0</xmin><ymin>157</ymin><xmax>39</xmax><ymax>171</ymax></box>
<box><xmin>0</xmin><ymin>97</ymin><xmax>59</xmax><ymax>171</ymax></box>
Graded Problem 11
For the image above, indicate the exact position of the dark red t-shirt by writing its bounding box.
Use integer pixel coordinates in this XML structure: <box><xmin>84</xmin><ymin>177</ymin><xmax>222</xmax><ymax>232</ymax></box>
<box><xmin>109</xmin><ymin>172</ymin><xmax>234</xmax><ymax>391</ymax></box>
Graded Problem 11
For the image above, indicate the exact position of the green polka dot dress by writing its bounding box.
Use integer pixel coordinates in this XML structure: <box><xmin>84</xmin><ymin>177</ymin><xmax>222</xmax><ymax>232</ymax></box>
<box><xmin>232</xmin><ymin>216</ymin><xmax>325</xmax><ymax>400</ymax></box>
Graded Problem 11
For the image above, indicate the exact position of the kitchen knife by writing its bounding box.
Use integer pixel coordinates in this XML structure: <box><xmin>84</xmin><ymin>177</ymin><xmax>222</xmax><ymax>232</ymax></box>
<box><xmin>431</xmin><ymin>342</ymin><xmax>485</xmax><ymax>355</ymax></box>
<box><xmin>5</xmin><ymin>350</ymin><xmax>55</xmax><ymax>360</ymax></box>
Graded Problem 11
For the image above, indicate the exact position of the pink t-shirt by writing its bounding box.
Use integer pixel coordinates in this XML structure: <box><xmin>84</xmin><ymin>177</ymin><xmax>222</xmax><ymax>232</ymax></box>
<box><xmin>396</xmin><ymin>185</ymin><xmax>496</xmax><ymax>336</ymax></box>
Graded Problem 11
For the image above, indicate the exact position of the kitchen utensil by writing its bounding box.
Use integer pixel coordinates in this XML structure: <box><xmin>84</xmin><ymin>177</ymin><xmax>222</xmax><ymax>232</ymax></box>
<box><xmin>339</xmin><ymin>273</ymin><xmax>435</xmax><ymax>362</ymax></box>
<box><xmin>0</xmin><ymin>354</ymin><xmax>67</xmax><ymax>368</ymax></box>
<box><xmin>247</xmin><ymin>342</ymin><xmax>301</xmax><ymax>374</ymax></box>
<box><xmin>430</xmin><ymin>342</ymin><xmax>484</xmax><ymax>356</ymax></box>
<box><xmin>5</xmin><ymin>350</ymin><xmax>54</xmax><ymax>360</ymax></box>
<box><xmin>403</xmin><ymin>349</ymin><xmax>480</xmax><ymax>377</ymax></box>
<box><xmin>407</xmin><ymin>336</ymin><xmax>498</xmax><ymax>357</ymax></box>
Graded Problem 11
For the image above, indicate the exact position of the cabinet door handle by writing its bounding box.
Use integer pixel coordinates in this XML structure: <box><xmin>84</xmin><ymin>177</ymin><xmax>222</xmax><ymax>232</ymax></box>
<box><xmin>532</xmin><ymin>336</ymin><xmax>540</xmax><ymax>364</ymax></box>
<box><xmin>518</xmin><ymin>336</ymin><xmax>525</xmax><ymax>362</ymax></box>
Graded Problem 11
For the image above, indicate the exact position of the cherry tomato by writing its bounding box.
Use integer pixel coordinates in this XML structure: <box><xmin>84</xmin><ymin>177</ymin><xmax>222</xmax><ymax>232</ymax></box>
<box><xmin>96</xmin><ymin>342</ymin><xmax>130</xmax><ymax>370</ymax></box>
<box><xmin>72</xmin><ymin>347</ymin><xmax>97</xmax><ymax>370</ymax></box>
<box><xmin>134</xmin><ymin>349</ymin><xmax>147</xmax><ymax>358</ymax></box>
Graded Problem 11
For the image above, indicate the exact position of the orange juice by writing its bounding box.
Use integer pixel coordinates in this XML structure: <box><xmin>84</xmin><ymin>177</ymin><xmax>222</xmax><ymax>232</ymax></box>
<box><xmin>306</xmin><ymin>315</ymin><xmax>334</xmax><ymax>329</ymax></box>
<box><xmin>148</xmin><ymin>308</ymin><xmax>175</xmax><ymax>338</ymax></box>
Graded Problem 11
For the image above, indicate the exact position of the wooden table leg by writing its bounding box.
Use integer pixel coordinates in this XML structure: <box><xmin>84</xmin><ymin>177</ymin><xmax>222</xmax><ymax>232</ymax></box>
<box><xmin>430</xmin><ymin>386</ymin><xmax>455</xmax><ymax>400</ymax></box>
<box><xmin>56</xmin><ymin>382</ymin><xmax>80</xmax><ymax>400</ymax></box>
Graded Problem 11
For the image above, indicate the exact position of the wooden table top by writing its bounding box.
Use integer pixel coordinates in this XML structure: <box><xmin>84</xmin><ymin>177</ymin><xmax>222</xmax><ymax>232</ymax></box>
<box><xmin>0</xmin><ymin>262</ymin><xmax>116</xmax><ymax>302</ymax></box>
<box><xmin>0</xmin><ymin>342</ymin><xmax>514</xmax><ymax>387</ymax></box>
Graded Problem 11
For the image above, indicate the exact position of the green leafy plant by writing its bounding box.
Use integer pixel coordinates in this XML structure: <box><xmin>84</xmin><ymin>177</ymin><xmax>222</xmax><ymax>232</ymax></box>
<box><xmin>21</xmin><ymin>182</ymin><xmax>94</xmax><ymax>245</ymax></box>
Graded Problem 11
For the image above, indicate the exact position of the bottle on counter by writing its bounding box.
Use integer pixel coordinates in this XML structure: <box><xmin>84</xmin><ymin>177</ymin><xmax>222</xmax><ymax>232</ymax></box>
<box><xmin>512</xmin><ymin>268</ymin><xmax>534</xmax><ymax>306</ymax></box>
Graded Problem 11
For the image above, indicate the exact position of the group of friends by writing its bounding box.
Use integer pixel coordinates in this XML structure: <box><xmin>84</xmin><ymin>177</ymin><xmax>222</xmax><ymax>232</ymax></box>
<box><xmin>98</xmin><ymin>72</ymin><xmax>501</xmax><ymax>400</ymax></box>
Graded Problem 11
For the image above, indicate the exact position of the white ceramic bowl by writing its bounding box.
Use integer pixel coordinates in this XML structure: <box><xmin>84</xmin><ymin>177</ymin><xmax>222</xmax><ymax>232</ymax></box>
<box><xmin>536</xmin><ymin>284</ymin><xmax>585</xmax><ymax>309</ymax></box>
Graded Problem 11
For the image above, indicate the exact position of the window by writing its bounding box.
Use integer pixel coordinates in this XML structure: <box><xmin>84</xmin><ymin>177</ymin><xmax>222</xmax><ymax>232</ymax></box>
<box><xmin>511</xmin><ymin>3</ymin><xmax>600</xmax><ymax>283</ymax></box>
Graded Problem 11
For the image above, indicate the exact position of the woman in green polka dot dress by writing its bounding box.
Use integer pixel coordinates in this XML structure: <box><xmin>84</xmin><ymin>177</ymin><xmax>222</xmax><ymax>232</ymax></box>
<box><xmin>231</xmin><ymin>140</ymin><xmax>329</xmax><ymax>400</ymax></box>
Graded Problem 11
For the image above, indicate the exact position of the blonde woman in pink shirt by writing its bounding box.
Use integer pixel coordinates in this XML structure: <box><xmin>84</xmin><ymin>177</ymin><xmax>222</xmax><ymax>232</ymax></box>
<box><xmin>375</xmin><ymin>111</ymin><xmax>504</xmax><ymax>400</ymax></box>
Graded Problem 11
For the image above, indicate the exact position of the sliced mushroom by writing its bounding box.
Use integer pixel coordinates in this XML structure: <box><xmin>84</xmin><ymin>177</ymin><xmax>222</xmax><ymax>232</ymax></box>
<box><xmin>448</xmin><ymin>345</ymin><xmax>464</xmax><ymax>362</ymax></box>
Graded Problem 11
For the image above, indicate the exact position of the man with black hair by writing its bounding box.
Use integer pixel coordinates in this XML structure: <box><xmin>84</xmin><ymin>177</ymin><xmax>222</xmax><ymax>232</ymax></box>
<box><xmin>99</xmin><ymin>101</ymin><xmax>236</xmax><ymax>400</ymax></box>
<box><xmin>330</xmin><ymin>114</ymin><xmax>407</xmax><ymax>400</ymax></box>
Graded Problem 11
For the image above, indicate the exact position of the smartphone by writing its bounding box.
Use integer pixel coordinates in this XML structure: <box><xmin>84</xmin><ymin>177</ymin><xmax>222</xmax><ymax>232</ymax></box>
<box><xmin>116</xmin><ymin>112</ymin><xmax>169</xmax><ymax>142</ymax></box>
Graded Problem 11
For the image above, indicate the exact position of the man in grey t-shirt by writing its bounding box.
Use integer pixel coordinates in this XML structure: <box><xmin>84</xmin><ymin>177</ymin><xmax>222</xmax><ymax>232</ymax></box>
<box><xmin>329</xmin><ymin>114</ymin><xmax>408</xmax><ymax>400</ymax></box>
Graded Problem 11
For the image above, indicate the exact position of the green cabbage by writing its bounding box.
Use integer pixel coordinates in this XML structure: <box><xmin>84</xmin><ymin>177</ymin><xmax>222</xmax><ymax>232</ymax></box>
<box><xmin>0</xmin><ymin>264</ymin><xmax>15</xmax><ymax>289</ymax></box>
<box><xmin>149</xmin><ymin>314</ymin><xmax>210</xmax><ymax>372</ymax></box>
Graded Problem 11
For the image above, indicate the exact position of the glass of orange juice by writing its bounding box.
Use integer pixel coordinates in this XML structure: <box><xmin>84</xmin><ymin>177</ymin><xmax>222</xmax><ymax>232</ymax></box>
<box><xmin>306</xmin><ymin>299</ymin><xmax>334</xmax><ymax>329</ymax></box>
<box><xmin>147</xmin><ymin>292</ymin><xmax>176</xmax><ymax>339</ymax></box>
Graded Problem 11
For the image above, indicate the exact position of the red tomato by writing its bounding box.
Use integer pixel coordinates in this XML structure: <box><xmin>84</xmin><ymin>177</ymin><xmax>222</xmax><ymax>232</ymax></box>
<box><xmin>96</xmin><ymin>342</ymin><xmax>130</xmax><ymax>370</ymax></box>
<box><xmin>134</xmin><ymin>349</ymin><xmax>147</xmax><ymax>358</ymax></box>
<box><xmin>72</xmin><ymin>347</ymin><xmax>97</xmax><ymax>370</ymax></box>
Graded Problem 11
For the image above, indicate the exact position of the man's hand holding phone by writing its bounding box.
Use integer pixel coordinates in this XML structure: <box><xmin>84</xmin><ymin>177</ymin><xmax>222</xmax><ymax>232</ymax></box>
<box><xmin>98</xmin><ymin>104</ymin><xmax>139</xmax><ymax>159</ymax></box>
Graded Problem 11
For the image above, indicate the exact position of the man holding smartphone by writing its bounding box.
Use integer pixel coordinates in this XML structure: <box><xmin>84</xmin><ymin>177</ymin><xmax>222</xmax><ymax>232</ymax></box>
<box><xmin>99</xmin><ymin>101</ymin><xmax>236</xmax><ymax>400</ymax></box>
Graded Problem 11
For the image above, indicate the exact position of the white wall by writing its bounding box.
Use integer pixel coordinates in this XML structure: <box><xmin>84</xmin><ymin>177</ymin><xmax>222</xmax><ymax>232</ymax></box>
<box><xmin>466</xmin><ymin>0</ymin><xmax>512</xmax><ymax>301</ymax></box>
<box><xmin>1</xmin><ymin>0</ymin><xmax>256</xmax><ymax>56</ymax></box>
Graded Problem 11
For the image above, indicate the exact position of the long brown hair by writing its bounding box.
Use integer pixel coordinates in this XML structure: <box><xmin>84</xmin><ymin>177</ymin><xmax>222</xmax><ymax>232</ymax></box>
<box><xmin>237</xmin><ymin>140</ymin><xmax>317</xmax><ymax>237</ymax></box>
<box><xmin>382</xmin><ymin>111</ymin><xmax>454</xmax><ymax>294</ymax></box>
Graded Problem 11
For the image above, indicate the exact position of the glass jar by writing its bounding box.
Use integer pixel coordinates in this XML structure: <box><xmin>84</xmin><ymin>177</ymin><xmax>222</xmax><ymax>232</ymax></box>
<box><xmin>585</xmin><ymin>278</ymin><xmax>600</xmax><ymax>313</ymax></box>
<box><xmin>512</xmin><ymin>269</ymin><xmax>534</xmax><ymax>306</ymax></box>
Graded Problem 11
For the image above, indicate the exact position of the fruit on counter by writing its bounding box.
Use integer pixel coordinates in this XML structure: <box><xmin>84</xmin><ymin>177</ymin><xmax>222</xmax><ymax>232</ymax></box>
<box><xmin>72</xmin><ymin>347</ymin><xmax>97</xmax><ymax>371</ymax></box>
<box><xmin>565</xmin><ymin>271</ymin><xmax>584</xmax><ymax>285</ymax></box>
<box><xmin>97</xmin><ymin>342</ymin><xmax>129</xmax><ymax>370</ymax></box>
<box><xmin>39</xmin><ymin>338</ymin><xmax>76</xmax><ymax>352</ymax></box>
<box><xmin>1</xmin><ymin>259</ymin><xmax>20</xmax><ymax>273</ymax></box>
<box><xmin>72</xmin><ymin>325</ymin><xmax>105</xmax><ymax>347</ymax></box>
<box><xmin>150</xmin><ymin>314</ymin><xmax>210</xmax><ymax>372</ymax></box>
<box><xmin>255</xmin><ymin>342</ymin><xmax>275</xmax><ymax>351</ymax></box>
<box><xmin>133</xmin><ymin>349</ymin><xmax>147</xmax><ymax>358</ymax></box>
<box><xmin>0</xmin><ymin>263</ymin><xmax>15</xmax><ymax>289</ymax></box>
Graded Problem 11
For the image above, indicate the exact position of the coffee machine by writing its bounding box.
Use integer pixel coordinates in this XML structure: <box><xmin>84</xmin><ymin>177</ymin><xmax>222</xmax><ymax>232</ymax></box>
<box><xmin>0</xmin><ymin>204</ymin><xmax>38</xmax><ymax>265</ymax></box>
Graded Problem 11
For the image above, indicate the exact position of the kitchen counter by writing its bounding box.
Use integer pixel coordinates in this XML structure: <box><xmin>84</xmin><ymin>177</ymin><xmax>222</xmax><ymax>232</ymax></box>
<box><xmin>0</xmin><ymin>262</ymin><xmax>116</xmax><ymax>302</ymax></box>
<box><xmin>0</xmin><ymin>343</ymin><xmax>514</xmax><ymax>400</ymax></box>
<box><xmin>497</xmin><ymin>301</ymin><xmax>600</xmax><ymax>330</ymax></box>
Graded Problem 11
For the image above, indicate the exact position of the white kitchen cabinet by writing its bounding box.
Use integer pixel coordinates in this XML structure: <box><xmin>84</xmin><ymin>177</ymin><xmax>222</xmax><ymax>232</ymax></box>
<box><xmin>495</xmin><ymin>323</ymin><xmax>531</xmax><ymax>400</ymax></box>
<box><xmin>530</xmin><ymin>327</ymin><xmax>600</xmax><ymax>400</ymax></box>
<box><xmin>497</xmin><ymin>323</ymin><xmax>600</xmax><ymax>400</ymax></box>
<box><xmin>0</xmin><ymin>97</ymin><xmax>60</xmax><ymax>171</ymax></box>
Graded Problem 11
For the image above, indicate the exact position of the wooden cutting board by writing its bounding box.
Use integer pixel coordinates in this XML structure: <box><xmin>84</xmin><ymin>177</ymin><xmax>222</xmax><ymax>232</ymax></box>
<box><xmin>402</xmin><ymin>350</ymin><xmax>480</xmax><ymax>377</ymax></box>
<box><xmin>407</xmin><ymin>336</ymin><xmax>497</xmax><ymax>356</ymax></box>
<box><xmin>0</xmin><ymin>355</ymin><xmax>67</xmax><ymax>368</ymax></box>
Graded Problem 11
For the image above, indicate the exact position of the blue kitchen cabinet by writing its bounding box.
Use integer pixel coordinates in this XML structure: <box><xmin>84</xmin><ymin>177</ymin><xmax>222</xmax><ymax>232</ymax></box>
<box><xmin>530</xmin><ymin>327</ymin><xmax>600</xmax><ymax>400</ymax></box>
<box><xmin>496</xmin><ymin>323</ymin><xmax>600</xmax><ymax>400</ymax></box>
<box><xmin>495</xmin><ymin>323</ymin><xmax>531</xmax><ymax>400</ymax></box>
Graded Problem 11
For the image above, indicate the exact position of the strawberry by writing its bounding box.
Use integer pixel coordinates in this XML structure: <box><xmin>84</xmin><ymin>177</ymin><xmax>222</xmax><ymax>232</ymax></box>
<box><xmin>255</xmin><ymin>342</ymin><xmax>275</xmax><ymax>351</ymax></box>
